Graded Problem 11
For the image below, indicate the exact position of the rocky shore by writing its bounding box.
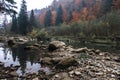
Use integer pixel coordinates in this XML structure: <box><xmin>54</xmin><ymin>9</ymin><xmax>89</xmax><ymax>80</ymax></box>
<box><xmin>0</xmin><ymin>39</ymin><xmax>119</xmax><ymax>80</ymax></box>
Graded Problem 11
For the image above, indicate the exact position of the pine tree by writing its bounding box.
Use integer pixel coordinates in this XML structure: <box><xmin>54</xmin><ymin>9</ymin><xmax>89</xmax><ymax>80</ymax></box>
<box><xmin>55</xmin><ymin>5</ymin><xmax>63</xmax><ymax>25</ymax></box>
<box><xmin>29</xmin><ymin>10</ymin><xmax>36</xmax><ymax>32</ymax></box>
<box><xmin>18</xmin><ymin>0</ymin><xmax>28</xmax><ymax>35</ymax></box>
<box><xmin>0</xmin><ymin>0</ymin><xmax>17</xmax><ymax>15</ymax></box>
<box><xmin>102</xmin><ymin>0</ymin><xmax>113</xmax><ymax>14</ymax></box>
<box><xmin>44</xmin><ymin>9</ymin><xmax>52</xmax><ymax>27</ymax></box>
<box><xmin>11</xmin><ymin>14</ymin><xmax>18</xmax><ymax>33</ymax></box>
<box><xmin>67</xmin><ymin>10</ymin><xmax>72</xmax><ymax>22</ymax></box>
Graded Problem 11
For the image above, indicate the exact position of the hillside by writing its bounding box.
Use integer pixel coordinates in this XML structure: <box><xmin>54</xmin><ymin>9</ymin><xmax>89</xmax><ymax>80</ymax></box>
<box><xmin>39</xmin><ymin>0</ymin><xmax>120</xmax><ymax>26</ymax></box>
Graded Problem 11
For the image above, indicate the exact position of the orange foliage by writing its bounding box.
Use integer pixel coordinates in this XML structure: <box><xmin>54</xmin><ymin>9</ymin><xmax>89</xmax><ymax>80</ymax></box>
<box><xmin>75</xmin><ymin>0</ymin><xmax>82</xmax><ymax>5</ymax></box>
<box><xmin>62</xmin><ymin>5</ymin><xmax>67</xmax><ymax>22</ymax></box>
<box><xmin>71</xmin><ymin>11</ymin><xmax>81</xmax><ymax>22</ymax></box>
<box><xmin>40</xmin><ymin>11</ymin><xmax>46</xmax><ymax>26</ymax></box>
<box><xmin>81</xmin><ymin>7</ymin><xmax>88</xmax><ymax>20</ymax></box>
<box><xmin>38</xmin><ymin>0</ymin><xmax>117</xmax><ymax>25</ymax></box>
<box><xmin>51</xmin><ymin>11</ymin><xmax>57</xmax><ymax>26</ymax></box>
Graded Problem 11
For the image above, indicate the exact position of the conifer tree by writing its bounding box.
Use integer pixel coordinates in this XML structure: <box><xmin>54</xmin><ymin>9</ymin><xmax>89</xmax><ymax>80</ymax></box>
<box><xmin>11</xmin><ymin>14</ymin><xmax>18</xmax><ymax>33</ymax></box>
<box><xmin>29</xmin><ymin>10</ymin><xmax>36</xmax><ymax>32</ymax></box>
<box><xmin>55</xmin><ymin>5</ymin><xmax>63</xmax><ymax>25</ymax></box>
<box><xmin>0</xmin><ymin>0</ymin><xmax>17</xmax><ymax>14</ymax></box>
<box><xmin>44</xmin><ymin>9</ymin><xmax>52</xmax><ymax>27</ymax></box>
<box><xmin>18</xmin><ymin>0</ymin><xmax>28</xmax><ymax>34</ymax></box>
<box><xmin>102</xmin><ymin>0</ymin><xmax>113</xmax><ymax>14</ymax></box>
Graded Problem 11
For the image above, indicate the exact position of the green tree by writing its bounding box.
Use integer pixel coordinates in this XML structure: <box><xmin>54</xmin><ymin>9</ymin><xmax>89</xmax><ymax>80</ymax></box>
<box><xmin>29</xmin><ymin>10</ymin><xmax>36</xmax><ymax>32</ymax></box>
<box><xmin>55</xmin><ymin>5</ymin><xmax>63</xmax><ymax>25</ymax></box>
<box><xmin>18</xmin><ymin>0</ymin><xmax>28</xmax><ymax>35</ymax></box>
<box><xmin>102</xmin><ymin>0</ymin><xmax>113</xmax><ymax>14</ymax></box>
<box><xmin>0</xmin><ymin>0</ymin><xmax>17</xmax><ymax>15</ymax></box>
<box><xmin>11</xmin><ymin>14</ymin><xmax>18</xmax><ymax>33</ymax></box>
<box><xmin>67</xmin><ymin>10</ymin><xmax>72</xmax><ymax>22</ymax></box>
<box><xmin>44</xmin><ymin>9</ymin><xmax>52</xmax><ymax>27</ymax></box>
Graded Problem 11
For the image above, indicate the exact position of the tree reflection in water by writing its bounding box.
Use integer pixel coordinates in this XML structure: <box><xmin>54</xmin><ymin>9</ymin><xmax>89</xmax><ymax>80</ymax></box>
<box><xmin>1</xmin><ymin>43</ymin><xmax>41</xmax><ymax>75</ymax></box>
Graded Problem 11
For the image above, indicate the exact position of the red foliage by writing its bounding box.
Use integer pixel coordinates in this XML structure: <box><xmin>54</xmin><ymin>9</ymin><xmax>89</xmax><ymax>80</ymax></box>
<box><xmin>40</xmin><ymin>11</ymin><xmax>46</xmax><ymax>26</ymax></box>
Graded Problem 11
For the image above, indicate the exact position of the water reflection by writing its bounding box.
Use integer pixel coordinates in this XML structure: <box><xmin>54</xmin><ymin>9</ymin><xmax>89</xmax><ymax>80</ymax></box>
<box><xmin>0</xmin><ymin>43</ymin><xmax>50</xmax><ymax>76</ymax></box>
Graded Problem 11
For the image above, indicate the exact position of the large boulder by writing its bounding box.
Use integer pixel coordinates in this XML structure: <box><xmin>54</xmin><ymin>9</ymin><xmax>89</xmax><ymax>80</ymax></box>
<box><xmin>7</xmin><ymin>39</ymin><xmax>16</xmax><ymax>46</ymax></box>
<box><xmin>55</xmin><ymin>57</ymin><xmax>78</xmax><ymax>69</ymax></box>
<box><xmin>48</xmin><ymin>41</ymin><xmax>66</xmax><ymax>51</ymax></box>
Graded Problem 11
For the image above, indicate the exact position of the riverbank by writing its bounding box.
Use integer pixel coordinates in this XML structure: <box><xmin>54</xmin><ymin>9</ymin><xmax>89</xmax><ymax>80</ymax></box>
<box><xmin>0</xmin><ymin>40</ymin><xmax>119</xmax><ymax>80</ymax></box>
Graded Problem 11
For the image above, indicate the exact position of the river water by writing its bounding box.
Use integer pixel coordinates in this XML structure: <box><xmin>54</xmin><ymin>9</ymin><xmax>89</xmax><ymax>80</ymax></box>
<box><xmin>0</xmin><ymin>43</ymin><xmax>50</xmax><ymax>76</ymax></box>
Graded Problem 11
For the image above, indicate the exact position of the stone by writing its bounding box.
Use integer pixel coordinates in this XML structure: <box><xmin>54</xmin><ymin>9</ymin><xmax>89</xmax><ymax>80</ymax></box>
<box><xmin>72</xmin><ymin>47</ymin><xmax>88</xmax><ymax>53</ymax></box>
<box><xmin>24</xmin><ymin>46</ymin><xmax>39</xmax><ymax>50</ymax></box>
<box><xmin>95</xmin><ymin>49</ymin><xmax>101</xmax><ymax>54</ymax></box>
<box><xmin>48</xmin><ymin>41</ymin><xmax>66</xmax><ymax>51</ymax></box>
<box><xmin>9</xmin><ymin>71</ymin><xmax>18</xmax><ymax>77</ymax></box>
<box><xmin>40</xmin><ymin>57</ymin><xmax>52</xmax><ymax>65</ymax></box>
<box><xmin>33</xmin><ymin>77</ymin><xmax>39</xmax><ymax>80</ymax></box>
<box><xmin>55</xmin><ymin>57</ymin><xmax>78</xmax><ymax>69</ymax></box>
<box><xmin>0</xmin><ymin>62</ymin><xmax>4</xmax><ymax>66</ymax></box>
<box><xmin>69</xmin><ymin>71</ymin><xmax>74</xmax><ymax>75</ymax></box>
<box><xmin>7</xmin><ymin>39</ymin><xmax>16</xmax><ymax>46</ymax></box>
<box><xmin>55</xmin><ymin>75</ymin><xmax>59</xmax><ymax>78</ymax></box>
<box><xmin>74</xmin><ymin>71</ymin><xmax>81</xmax><ymax>75</ymax></box>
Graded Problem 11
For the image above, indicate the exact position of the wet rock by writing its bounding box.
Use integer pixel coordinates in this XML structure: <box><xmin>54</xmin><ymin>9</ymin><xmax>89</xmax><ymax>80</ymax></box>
<box><xmin>7</xmin><ymin>39</ymin><xmax>16</xmax><ymax>46</ymax></box>
<box><xmin>72</xmin><ymin>47</ymin><xmax>88</xmax><ymax>53</ymax></box>
<box><xmin>24</xmin><ymin>46</ymin><xmax>39</xmax><ymax>50</ymax></box>
<box><xmin>0</xmin><ymin>62</ymin><xmax>4</xmax><ymax>67</ymax></box>
<box><xmin>55</xmin><ymin>57</ymin><xmax>78</xmax><ymax>69</ymax></box>
<box><xmin>40</xmin><ymin>57</ymin><xmax>52</xmax><ymax>65</ymax></box>
<box><xmin>48</xmin><ymin>41</ymin><xmax>66</xmax><ymax>51</ymax></box>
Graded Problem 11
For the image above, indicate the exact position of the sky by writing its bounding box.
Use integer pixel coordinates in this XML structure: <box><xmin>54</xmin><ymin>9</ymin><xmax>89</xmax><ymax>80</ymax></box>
<box><xmin>16</xmin><ymin>0</ymin><xmax>54</xmax><ymax>11</ymax></box>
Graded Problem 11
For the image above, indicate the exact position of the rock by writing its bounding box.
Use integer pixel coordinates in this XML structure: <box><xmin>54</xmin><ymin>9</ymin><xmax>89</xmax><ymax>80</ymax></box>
<box><xmin>17</xmin><ymin>38</ymin><xmax>28</xmax><ymax>42</ymax></box>
<box><xmin>48</xmin><ymin>41</ymin><xmax>66</xmax><ymax>51</ymax></box>
<box><xmin>111</xmin><ymin>74</ymin><xmax>116</xmax><ymax>78</ymax></box>
<box><xmin>7</xmin><ymin>39</ymin><xmax>16</xmax><ymax>46</ymax></box>
<box><xmin>65</xmin><ymin>46</ymin><xmax>74</xmax><ymax>52</ymax></box>
<box><xmin>74</xmin><ymin>71</ymin><xmax>81</xmax><ymax>76</ymax></box>
<box><xmin>104</xmin><ymin>56</ymin><xmax>111</xmax><ymax>60</ymax></box>
<box><xmin>95</xmin><ymin>49</ymin><xmax>101</xmax><ymax>54</ymax></box>
<box><xmin>113</xmin><ymin>57</ymin><xmax>120</xmax><ymax>62</ymax></box>
<box><xmin>0</xmin><ymin>62</ymin><xmax>4</xmax><ymax>67</ymax></box>
<box><xmin>51</xmin><ymin>72</ymin><xmax>74</xmax><ymax>80</ymax></box>
<box><xmin>40</xmin><ymin>57</ymin><xmax>61</xmax><ymax>65</ymax></box>
<box><xmin>33</xmin><ymin>43</ymin><xmax>40</xmax><ymax>48</ymax></box>
<box><xmin>9</xmin><ymin>71</ymin><xmax>18</xmax><ymax>77</ymax></box>
<box><xmin>33</xmin><ymin>77</ymin><xmax>39</xmax><ymax>80</ymax></box>
<box><xmin>72</xmin><ymin>47</ymin><xmax>88</xmax><ymax>53</ymax></box>
<box><xmin>69</xmin><ymin>71</ymin><xmax>74</xmax><ymax>75</ymax></box>
<box><xmin>40</xmin><ymin>57</ymin><xmax>52</xmax><ymax>65</ymax></box>
<box><xmin>24</xmin><ymin>46</ymin><xmax>39</xmax><ymax>50</ymax></box>
<box><xmin>55</xmin><ymin>57</ymin><xmax>78</xmax><ymax>69</ymax></box>
<box><xmin>55</xmin><ymin>75</ymin><xmax>59</xmax><ymax>78</ymax></box>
